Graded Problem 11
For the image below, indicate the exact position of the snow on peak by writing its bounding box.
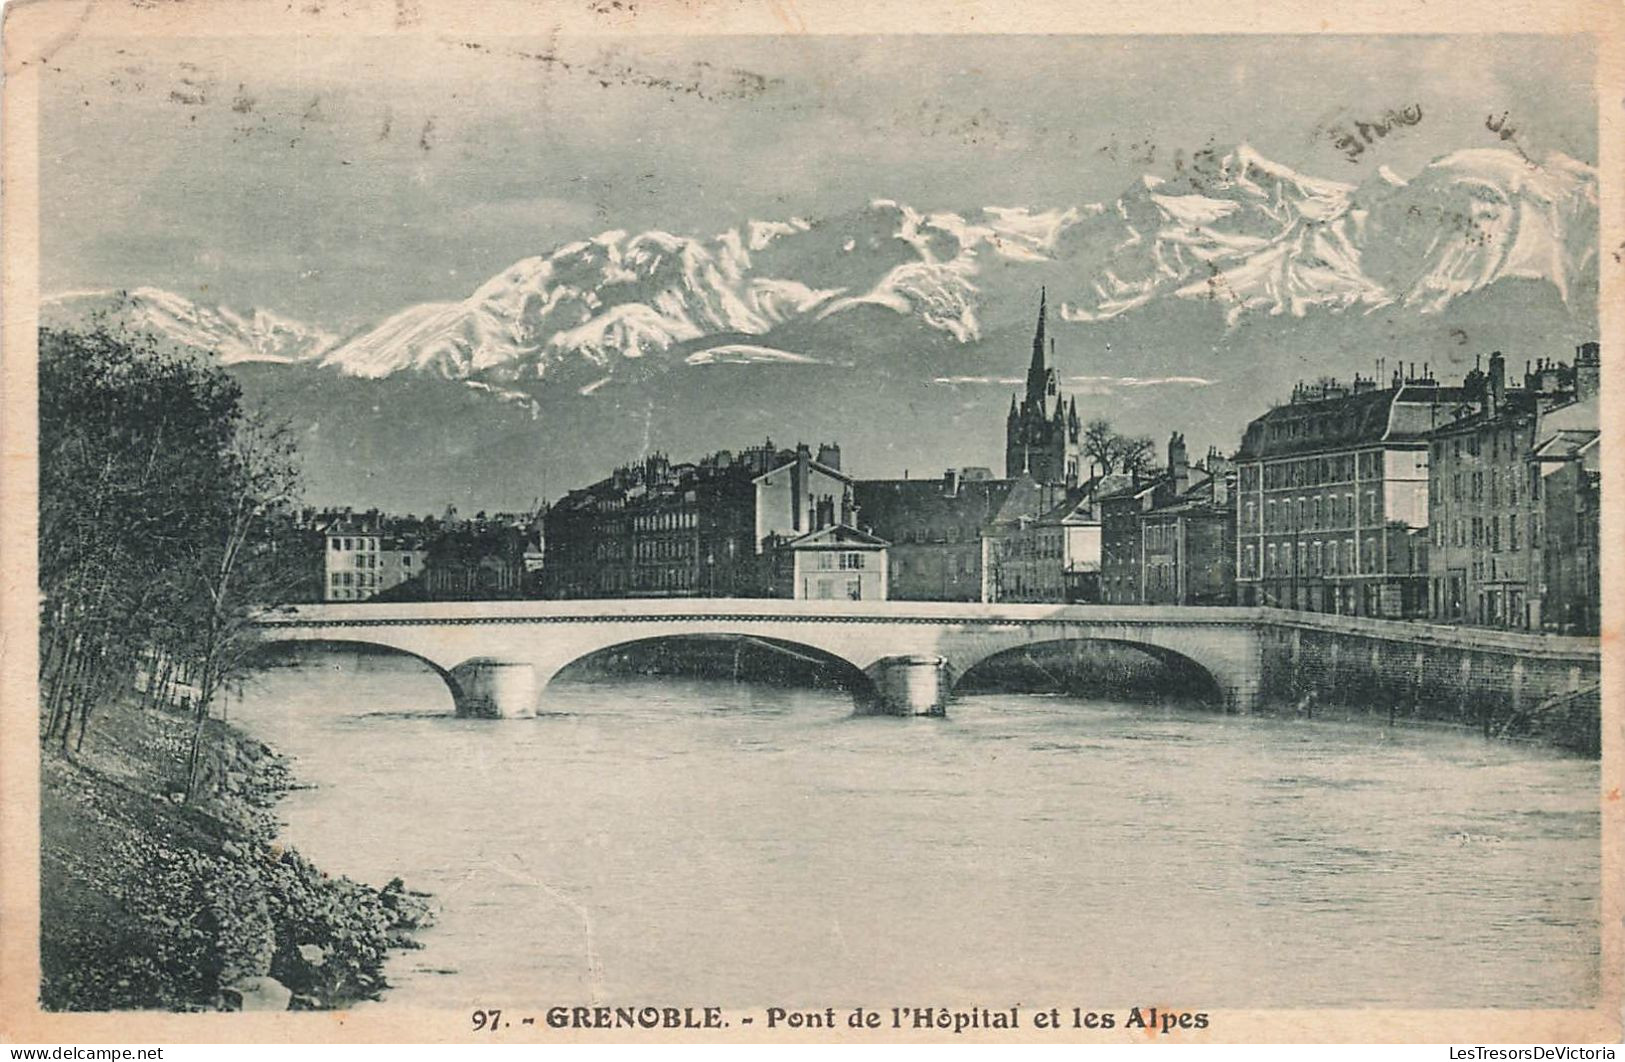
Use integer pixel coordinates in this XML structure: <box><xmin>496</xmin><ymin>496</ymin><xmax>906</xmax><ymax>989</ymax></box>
<box><xmin>1067</xmin><ymin>145</ymin><xmax>1592</xmax><ymax>326</ymax></box>
<box><xmin>101</xmin><ymin>145</ymin><xmax>1589</xmax><ymax>398</ymax></box>
<box><xmin>40</xmin><ymin>287</ymin><xmax>337</xmax><ymax>365</ymax></box>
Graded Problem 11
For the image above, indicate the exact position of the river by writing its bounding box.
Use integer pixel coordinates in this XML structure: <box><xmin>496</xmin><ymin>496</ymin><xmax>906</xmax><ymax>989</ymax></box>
<box><xmin>227</xmin><ymin>652</ymin><xmax>1600</xmax><ymax>1011</ymax></box>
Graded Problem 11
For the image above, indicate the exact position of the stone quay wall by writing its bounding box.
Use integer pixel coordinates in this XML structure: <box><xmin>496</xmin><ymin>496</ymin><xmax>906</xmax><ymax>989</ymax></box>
<box><xmin>1253</xmin><ymin>610</ymin><xmax>1601</xmax><ymax>753</ymax></box>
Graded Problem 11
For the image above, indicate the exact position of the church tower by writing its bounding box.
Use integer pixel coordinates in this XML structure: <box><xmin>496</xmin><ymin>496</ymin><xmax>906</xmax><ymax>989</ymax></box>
<box><xmin>1005</xmin><ymin>289</ymin><xmax>1082</xmax><ymax>485</ymax></box>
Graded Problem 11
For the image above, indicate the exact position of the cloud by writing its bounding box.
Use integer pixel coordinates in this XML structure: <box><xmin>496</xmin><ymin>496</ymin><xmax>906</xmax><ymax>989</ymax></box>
<box><xmin>685</xmin><ymin>344</ymin><xmax>829</xmax><ymax>366</ymax></box>
<box><xmin>1070</xmin><ymin>374</ymin><xmax>1215</xmax><ymax>387</ymax></box>
<box><xmin>932</xmin><ymin>374</ymin><xmax>1214</xmax><ymax>391</ymax></box>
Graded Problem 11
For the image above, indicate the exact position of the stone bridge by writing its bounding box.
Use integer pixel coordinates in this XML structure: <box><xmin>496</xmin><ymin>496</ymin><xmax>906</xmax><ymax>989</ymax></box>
<box><xmin>248</xmin><ymin>600</ymin><xmax>1601</xmax><ymax>732</ymax></box>
<box><xmin>248</xmin><ymin>600</ymin><xmax>1272</xmax><ymax>717</ymax></box>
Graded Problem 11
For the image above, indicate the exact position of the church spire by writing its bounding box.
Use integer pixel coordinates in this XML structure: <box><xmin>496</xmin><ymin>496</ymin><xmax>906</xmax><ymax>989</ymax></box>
<box><xmin>1027</xmin><ymin>287</ymin><xmax>1049</xmax><ymax>403</ymax></box>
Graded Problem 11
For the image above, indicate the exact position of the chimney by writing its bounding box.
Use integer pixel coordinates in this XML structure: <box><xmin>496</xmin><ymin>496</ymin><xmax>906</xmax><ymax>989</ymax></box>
<box><xmin>943</xmin><ymin>468</ymin><xmax>961</xmax><ymax>497</ymax></box>
<box><xmin>1575</xmin><ymin>341</ymin><xmax>1600</xmax><ymax>400</ymax></box>
<box><xmin>816</xmin><ymin>442</ymin><xmax>842</xmax><ymax>471</ymax></box>
<box><xmin>793</xmin><ymin>443</ymin><xmax>811</xmax><ymax>532</ymax></box>
<box><xmin>1487</xmin><ymin>351</ymin><xmax>1505</xmax><ymax>414</ymax></box>
<box><xmin>1168</xmin><ymin>431</ymin><xmax>1189</xmax><ymax>495</ymax></box>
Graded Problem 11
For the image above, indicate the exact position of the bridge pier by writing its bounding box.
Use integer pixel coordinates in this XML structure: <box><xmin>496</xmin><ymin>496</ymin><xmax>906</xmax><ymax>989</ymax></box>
<box><xmin>1218</xmin><ymin>676</ymin><xmax>1262</xmax><ymax>715</ymax></box>
<box><xmin>865</xmin><ymin>654</ymin><xmax>950</xmax><ymax>717</ymax></box>
<box><xmin>448</xmin><ymin>659</ymin><xmax>538</xmax><ymax>719</ymax></box>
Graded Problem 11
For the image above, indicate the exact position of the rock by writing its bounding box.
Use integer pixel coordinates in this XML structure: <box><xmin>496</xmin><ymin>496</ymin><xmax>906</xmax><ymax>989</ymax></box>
<box><xmin>297</xmin><ymin>943</ymin><xmax>327</xmax><ymax>967</ymax></box>
<box><xmin>222</xmin><ymin>841</ymin><xmax>243</xmax><ymax>859</ymax></box>
<box><xmin>222</xmin><ymin>976</ymin><xmax>292</xmax><ymax>1012</ymax></box>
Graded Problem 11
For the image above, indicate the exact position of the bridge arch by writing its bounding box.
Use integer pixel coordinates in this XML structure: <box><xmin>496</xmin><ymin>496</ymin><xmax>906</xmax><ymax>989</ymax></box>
<box><xmin>951</xmin><ymin>637</ymin><xmax>1225</xmax><ymax>706</ymax></box>
<box><xmin>244</xmin><ymin>636</ymin><xmax>468</xmax><ymax>714</ymax></box>
<box><xmin>545</xmin><ymin>632</ymin><xmax>882</xmax><ymax>710</ymax></box>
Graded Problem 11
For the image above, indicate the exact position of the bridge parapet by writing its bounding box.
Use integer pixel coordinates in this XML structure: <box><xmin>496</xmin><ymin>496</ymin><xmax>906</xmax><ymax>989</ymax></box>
<box><xmin>247</xmin><ymin>600</ymin><xmax>1594</xmax><ymax>735</ymax></box>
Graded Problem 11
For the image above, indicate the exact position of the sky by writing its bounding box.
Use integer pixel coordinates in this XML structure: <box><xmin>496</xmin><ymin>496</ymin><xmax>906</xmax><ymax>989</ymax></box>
<box><xmin>41</xmin><ymin>33</ymin><xmax>1597</xmax><ymax>332</ymax></box>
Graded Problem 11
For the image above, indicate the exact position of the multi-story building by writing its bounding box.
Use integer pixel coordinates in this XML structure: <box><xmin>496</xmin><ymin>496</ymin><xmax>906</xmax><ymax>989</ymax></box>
<box><xmin>782</xmin><ymin>525</ymin><xmax>890</xmax><ymax>601</ymax></box>
<box><xmin>981</xmin><ymin>473</ymin><xmax>1138</xmax><ymax>603</ymax></box>
<box><xmin>322</xmin><ymin>514</ymin><xmax>426</xmax><ymax>602</ymax></box>
<box><xmin>1426</xmin><ymin>344</ymin><xmax>1599</xmax><ymax>629</ymax></box>
<box><xmin>543</xmin><ymin>440</ymin><xmax>850</xmax><ymax>599</ymax></box>
<box><xmin>1099</xmin><ymin>478</ymin><xmax>1157</xmax><ymax>605</ymax></box>
<box><xmin>1139</xmin><ymin>444</ymin><xmax>1235</xmax><ymax>607</ymax></box>
<box><xmin>1531</xmin><ymin>393</ymin><xmax>1600</xmax><ymax>635</ymax></box>
<box><xmin>979</xmin><ymin>476</ymin><xmax>1071</xmax><ymax>603</ymax></box>
<box><xmin>851</xmin><ymin>469</ymin><xmax>1015</xmax><ymax>602</ymax></box>
<box><xmin>1099</xmin><ymin>435</ymin><xmax>1234</xmax><ymax>606</ymax></box>
<box><xmin>1234</xmin><ymin>371</ymin><xmax>1443</xmax><ymax>617</ymax></box>
<box><xmin>420</xmin><ymin>523</ymin><xmax>537</xmax><ymax>600</ymax></box>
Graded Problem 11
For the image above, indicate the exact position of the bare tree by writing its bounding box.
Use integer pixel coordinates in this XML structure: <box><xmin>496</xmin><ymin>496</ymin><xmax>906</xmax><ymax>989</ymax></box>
<box><xmin>1116</xmin><ymin>435</ymin><xmax>1157</xmax><ymax>478</ymax></box>
<box><xmin>1082</xmin><ymin>418</ymin><xmax>1119</xmax><ymax>474</ymax></box>
<box><xmin>1082</xmin><ymin>418</ymin><xmax>1158</xmax><ymax>478</ymax></box>
<box><xmin>176</xmin><ymin>415</ymin><xmax>303</xmax><ymax>799</ymax></box>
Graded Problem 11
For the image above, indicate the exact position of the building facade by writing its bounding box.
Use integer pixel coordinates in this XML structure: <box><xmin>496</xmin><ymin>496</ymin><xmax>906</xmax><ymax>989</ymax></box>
<box><xmin>1005</xmin><ymin>289</ymin><xmax>1083</xmax><ymax>486</ymax></box>
<box><xmin>1532</xmin><ymin>396</ymin><xmax>1600</xmax><ymax>635</ymax></box>
<box><xmin>1426</xmin><ymin>346</ymin><xmax>1598</xmax><ymax>630</ymax></box>
<box><xmin>1139</xmin><ymin>446</ymin><xmax>1235</xmax><ymax>607</ymax></box>
<box><xmin>852</xmin><ymin>470</ymin><xmax>1015</xmax><ymax>602</ymax></box>
<box><xmin>979</xmin><ymin>477</ymin><xmax>1072</xmax><ymax>603</ymax></box>
<box><xmin>543</xmin><ymin>440</ymin><xmax>850</xmax><ymax>599</ymax></box>
<box><xmin>1235</xmin><ymin>373</ymin><xmax>1440</xmax><ymax>618</ymax></box>
<box><xmin>784</xmin><ymin>525</ymin><xmax>889</xmax><ymax>601</ymax></box>
<box><xmin>421</xmin><ymin>524</ymin><xmax>536</xmax><ymax>600</ymax></box>
<box><xmin>323</xmin><ymin>515</ymin><xmax>426</xmax><ymax>602</ymax></box>
<box><xmin>1099</xmin><ymin>435</ymin><xmax>1234</xmax><ymax>606</ymax></box>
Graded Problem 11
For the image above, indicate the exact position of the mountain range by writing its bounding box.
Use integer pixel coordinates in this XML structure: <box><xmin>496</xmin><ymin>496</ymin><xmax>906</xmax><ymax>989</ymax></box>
<box><xmin>41</xmin><ymin>145</ymin><xmax>1599</xmax><ymax>512</ymax></box>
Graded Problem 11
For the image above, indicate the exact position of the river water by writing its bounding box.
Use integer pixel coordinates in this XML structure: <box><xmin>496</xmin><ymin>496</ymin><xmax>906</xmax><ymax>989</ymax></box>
<box><xmin>228</xmin><ymin>654</ymin><xmax>1600</xmax><ymax>1011</ymax></box>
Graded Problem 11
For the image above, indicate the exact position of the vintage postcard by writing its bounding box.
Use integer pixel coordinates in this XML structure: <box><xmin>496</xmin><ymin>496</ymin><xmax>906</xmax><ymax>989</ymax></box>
<box><xmin>1</xmin><ymin>0</ymin><xmax>1621</xmax><ymax>1046</ymax></box>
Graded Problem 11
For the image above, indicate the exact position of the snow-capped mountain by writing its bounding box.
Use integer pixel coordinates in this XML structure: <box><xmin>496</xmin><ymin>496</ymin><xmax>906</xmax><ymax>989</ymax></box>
<box><xmin>306</xmin><ymin>144</ymin><xmax>1594</xmax><ymax>385</ymax></box>
<box><xmin>1056</xmin><ymin>144</ymin><xmax>1597</xmax><ymax>325</ymax></box>
<box><xmin>40</xmin><ymin>287</ymin><xmax>337</xmax><ymax>366</ymax></box>
<box><xmin>39</xmin><ymin>146</ymin><xmax>1596</xmax><ymax>396</ymax></box>
<box><xmin>314</xmin><ymin>200</ymin><xmax>1093</xmax><ymax>383</ymax></box>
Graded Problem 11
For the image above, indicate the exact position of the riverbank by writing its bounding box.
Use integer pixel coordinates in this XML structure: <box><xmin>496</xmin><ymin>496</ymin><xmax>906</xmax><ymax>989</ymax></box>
<box><xmin>39</xmin><ymin>695</ymin><xmax>432</xmax><ymax>1011</ymax></box>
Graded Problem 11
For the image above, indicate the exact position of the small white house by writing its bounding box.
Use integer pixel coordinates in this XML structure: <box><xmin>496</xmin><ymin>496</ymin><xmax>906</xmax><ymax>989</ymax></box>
<box><xmin>786</xmin><ymin>525</ymin><xmax>890</xmax><ymax>601</ymax></box>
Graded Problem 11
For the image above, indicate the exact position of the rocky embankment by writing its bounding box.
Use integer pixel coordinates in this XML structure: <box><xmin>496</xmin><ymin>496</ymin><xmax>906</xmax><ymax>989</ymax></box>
<box><xmin>40</xmin><ymin>697</ymin><xmax>433</xmax><ymax>1011</ymax></box>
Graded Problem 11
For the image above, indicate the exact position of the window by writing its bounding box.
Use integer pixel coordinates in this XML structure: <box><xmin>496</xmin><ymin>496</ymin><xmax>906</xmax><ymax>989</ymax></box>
<box><xmin>839</xmin><ymin>552</ymin><xmax>866</xmax><ymax>570</ymax></box>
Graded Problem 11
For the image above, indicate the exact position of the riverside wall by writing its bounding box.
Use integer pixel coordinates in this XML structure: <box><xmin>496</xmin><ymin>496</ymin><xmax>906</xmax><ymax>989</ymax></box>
<box><xmin>1253</xmin><ymin>611</ymin><xmax>1601</xmax><ymax>754</ymax></box>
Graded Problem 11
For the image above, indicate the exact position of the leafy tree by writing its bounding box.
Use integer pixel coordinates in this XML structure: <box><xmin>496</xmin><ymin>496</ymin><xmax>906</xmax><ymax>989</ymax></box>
<box><xmin>37</xmin><ymin>326</ymin><xmax>305</xmax><ymax>786</ymax></box>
